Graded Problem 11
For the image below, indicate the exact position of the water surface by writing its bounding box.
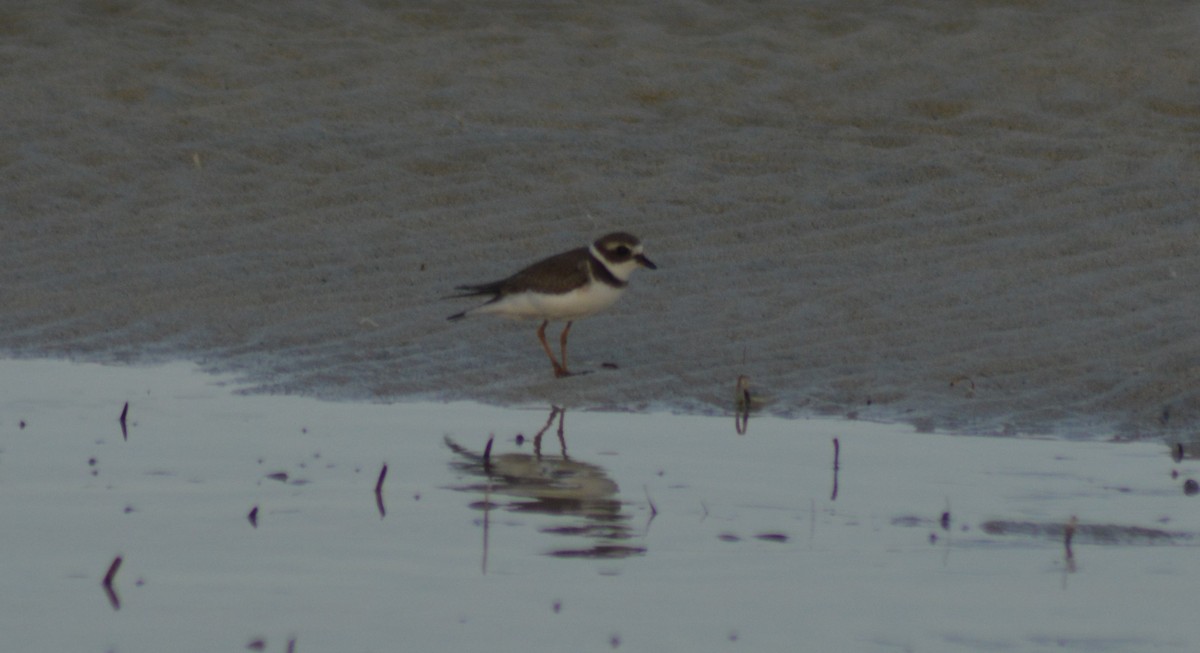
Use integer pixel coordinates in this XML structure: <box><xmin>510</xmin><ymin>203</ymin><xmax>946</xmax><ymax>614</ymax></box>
<box><xmin>3</xmin><ymin>360</ymin><xmax>1198</xmax><ymax>652</ymax></box>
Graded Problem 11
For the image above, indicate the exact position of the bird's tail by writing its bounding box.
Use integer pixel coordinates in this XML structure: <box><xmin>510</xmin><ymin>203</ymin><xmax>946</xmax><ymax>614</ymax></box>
<box><xmin>443</xmin><ymin>281</ymin><xmax>501</xmax><ymax>300</ymax></box>
<box><xmin>444</xmin><ymin>282</ymin><xmax>501</xmax><ymax>321</ymax></box>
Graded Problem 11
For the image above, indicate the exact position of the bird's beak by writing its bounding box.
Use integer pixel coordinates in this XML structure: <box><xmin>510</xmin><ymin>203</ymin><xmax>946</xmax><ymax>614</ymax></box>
<box><xmin>636</xmin><ymin>254</ymin><xmax>658</xmax><ymax>270</ymax></box>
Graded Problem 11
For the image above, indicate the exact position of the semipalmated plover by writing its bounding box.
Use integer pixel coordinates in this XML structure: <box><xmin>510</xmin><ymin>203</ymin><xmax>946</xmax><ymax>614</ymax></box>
<box><xmin>447</xmin><ymin>232</ymin><xmax>657</xmax><ymax>377</ymax></box>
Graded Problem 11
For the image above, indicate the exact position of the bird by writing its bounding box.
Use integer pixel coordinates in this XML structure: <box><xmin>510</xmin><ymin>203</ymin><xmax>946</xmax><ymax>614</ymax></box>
<box><xmin>447</xmin><ymin>232</ymin><xmax>657</xmax><ymax>377</ymax></box>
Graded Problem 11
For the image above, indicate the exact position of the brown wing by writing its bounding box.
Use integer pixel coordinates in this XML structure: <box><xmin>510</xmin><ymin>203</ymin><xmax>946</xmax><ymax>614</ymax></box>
<box><xmin>499</xmin><ymin>247</ymin><xmax>592</xmax><ymax>295</ymax></box>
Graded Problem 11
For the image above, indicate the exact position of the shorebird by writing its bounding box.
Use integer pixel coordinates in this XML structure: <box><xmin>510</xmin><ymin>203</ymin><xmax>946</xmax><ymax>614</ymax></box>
<box><xmin>447</xmin><ymin>232</ymin><xmax>657</xmax><ymax>377</ymax></box>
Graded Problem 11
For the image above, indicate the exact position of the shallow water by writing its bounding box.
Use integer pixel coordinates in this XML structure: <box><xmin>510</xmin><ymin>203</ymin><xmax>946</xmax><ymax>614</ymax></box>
<box><xmin>3</xmin><ymin>360</ymin><xmax>1200</xmax><ymax>652</ymax></box>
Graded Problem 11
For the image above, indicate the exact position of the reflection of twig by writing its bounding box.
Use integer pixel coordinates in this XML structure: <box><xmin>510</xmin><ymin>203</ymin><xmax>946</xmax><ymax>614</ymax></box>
<box><xmin>102</xmin><ymin>556</ymin><xmax>122</xmax><ymax>610</ymax></box>
<box><xmin>1064</xmin><ymin>515</ymin><xmax>1078</xmax><ymax>573</ymax></box>
<box><xmin>375</xmin><ymin>463</ymin><xmax>388</xmax><ymax>519</ymax></box>
<box><xmin>482</xmin><ymin>482</ymin><xmax>491</xmax><ymax>575</ymax></box>
<box><xmin>809</xmin><ymin>498</ymin><xmax>816</xmax><ymax>545</ymax></box>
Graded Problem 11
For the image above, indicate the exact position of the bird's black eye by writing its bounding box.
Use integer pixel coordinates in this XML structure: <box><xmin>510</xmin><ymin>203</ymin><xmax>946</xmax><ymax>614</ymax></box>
<box><xmin>614</xmin><ymin>245</ymin><xmax>631</xmax><ymax>257</ymax></box>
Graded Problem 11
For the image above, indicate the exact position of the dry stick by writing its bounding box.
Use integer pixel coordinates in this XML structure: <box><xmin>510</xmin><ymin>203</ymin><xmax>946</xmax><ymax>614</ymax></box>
<box><xmin>375</xmin><ymin>463</ymin><xmax>388</xmax><ymax>519</ymax></box>
<box><xmin>735</xmin><ymin>375</ymin><xmax>751</xmax><ymax>408</ymax></box>
<box><xmin>735</xmin><ymin>375</ymin><xmax>751</xmax><ymax>435</ymax></box>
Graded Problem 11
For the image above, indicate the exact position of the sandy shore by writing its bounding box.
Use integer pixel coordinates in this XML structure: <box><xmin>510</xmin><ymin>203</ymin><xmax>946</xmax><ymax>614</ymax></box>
<box><xmin>3</xmin><ymin>1</ymin><xmax>1198</xmax><ymax>435</ymax></box>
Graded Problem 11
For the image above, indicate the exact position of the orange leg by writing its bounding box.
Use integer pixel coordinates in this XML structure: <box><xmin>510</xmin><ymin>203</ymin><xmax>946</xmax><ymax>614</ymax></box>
<box><xmin>559</xmin><ymin>321</ymin><xmax>573</xmax><ymax>375</ymax></box>
<box><xmin>536</xmin><ymin>321</ymin><xmax>569</xmax><ymax>377</ymax></box>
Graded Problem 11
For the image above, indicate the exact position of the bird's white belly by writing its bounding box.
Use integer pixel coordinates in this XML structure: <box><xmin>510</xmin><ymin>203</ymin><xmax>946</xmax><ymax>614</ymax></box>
<box><xmin>480</xmin><ymin>284</ymin><xmax>625</xmax><ymax>321</ymax></box>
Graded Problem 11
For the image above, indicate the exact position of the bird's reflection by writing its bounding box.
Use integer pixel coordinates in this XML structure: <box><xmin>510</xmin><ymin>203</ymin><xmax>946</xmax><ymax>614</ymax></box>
<box><xmin>445</xmin><ymin>406</ymin><xmax>645</xmax><ymax>566</ymax></box>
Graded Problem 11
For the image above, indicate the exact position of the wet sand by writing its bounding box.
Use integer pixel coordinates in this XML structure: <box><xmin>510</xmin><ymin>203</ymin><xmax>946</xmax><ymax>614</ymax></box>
<box><xmin>3</xmin><ymin>2</ymin><xmax>1199</xmax><ymax>436</ymax></box>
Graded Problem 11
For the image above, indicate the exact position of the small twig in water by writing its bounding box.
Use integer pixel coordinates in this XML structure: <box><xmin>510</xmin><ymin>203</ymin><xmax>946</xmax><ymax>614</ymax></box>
<box><xmin>248</xmin><ymin>505</ymin><xmax>259</xmax><ymax>528</ymax></box>
<box><xmin>119</xmin><ymin>402</ymin><xmax>129</xmax><ymax>440</ymax></box>
<box><xmin>830</xmin><ymin>438</ymin><xmax>840</xmax><ymax>501</ymax></box>
<box><xmin>375</xmin><ymin>463</ymin><xmax>388</xmax><ymax>518</ymax></box>
<box><xmin>102</xmin><ymin>556</ymin><xmax>123</xmax><ymax>610</ymax></box>
<box><xmin>483</xmin><ymin>435</ymin><xmax>494</xmax><ymax>474</ymax></box>
<box><xmin>481</xmin><ymin>481</ymin><xmax>492</xmax><ymax>575</ymax></box>
<box><xmin>375</xmin><ymin>463</ymin><xmax>388</xmax><ymax>494</ymax></box>
<box><xmin>643</xmin><ymin>484</ymin><xmax>659</xmax><ymax>532</ymax></box>
<box><xmin>103</xmin><ymin>556</ymin><xmax>122</xmax><ymax>588</ymax></box>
